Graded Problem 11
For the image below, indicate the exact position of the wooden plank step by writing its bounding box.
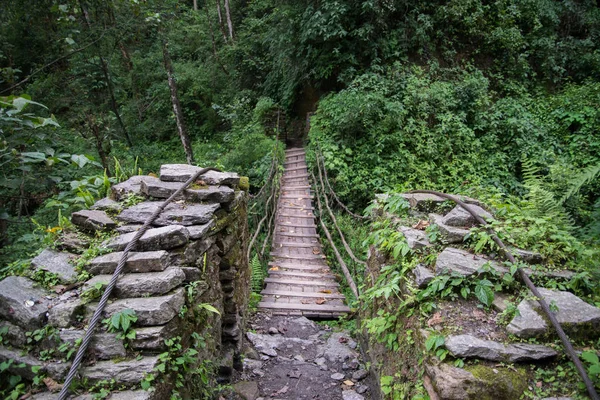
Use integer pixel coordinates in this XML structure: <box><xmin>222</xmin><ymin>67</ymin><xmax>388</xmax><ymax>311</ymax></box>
<box><xmin>260</xmin><ymin>289</ymin><xmax>345</xmax><ymax>299</ymax></box>
<box><xmin>285</xmin><ymin>149</ymin><xmax>305</xmax><ymax>154</ymax></box>
<box><xmin>275</xmin><ymin>232</ymin><xmax>319</xmax><ymax>238</ymax></box>
<box><xmin>272</xmin><ymin>242</ymin><xmax>320</xmax><ymax>248</ymax></box>
<box><xmin>284</xmin><ymin>166</ymin><xmax>308</xmax><ymax>172</ymax></box>
<box><xmin>276</xmin><ymin>222</ymin><xmax>318</xmax><ymax>228</ymax></box>
<box><xmin>277</xmin><ymin>214</ymin><xmax>315</xmax><ymax>219</ymax></box>
<box><xmin>271</xmin><ymin>253</ymin><xmax>325</xmax><ymax>260</ymax></box>
<box><xmin>263</xmin><ymin>278</ymin><xmax>338</xmax><ymax>287</ymax></box>
<box><xmin>268</xmin><ymin>270</ymin><xmax>336</xmax><ymax>279</ymax></box>
<box><xmin>278</xmin><ymin>205</ymin><xmax>315</xmax><ymax>210</ymax></box>
<box><xmin>283</xmin><ymin>174</ymin><xmax>309</xmax><ymax>179</ymax></box>
<box><xmin>268</xmin><ymin>263</ymin><xmax>328</xmax><ymax>272</ymax></box>
<box><xmin>280</xmin><ymin>194</ymin><xmax>313</xmax><ymax>199</ymax></box>
<box><xmin>284</xmin><ymin>160</ymin><xmax>307</xmax><ymax>166</ymax></box>
<box><xmin>281</xmin><ymin>184</ymin><xmax>311</xmax><ymax>188</ymax></box>
<box><xmin>258</xmin><ymin>302</ymin><xmax>350</xmax><ymax>313</ymax></box>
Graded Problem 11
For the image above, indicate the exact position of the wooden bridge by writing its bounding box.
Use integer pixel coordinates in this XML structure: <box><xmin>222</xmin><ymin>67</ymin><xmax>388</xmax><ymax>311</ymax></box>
<box><xmin>257</xmin><ymin>147</ymin><xmax>351</xmax><ymax>318</ymax></box>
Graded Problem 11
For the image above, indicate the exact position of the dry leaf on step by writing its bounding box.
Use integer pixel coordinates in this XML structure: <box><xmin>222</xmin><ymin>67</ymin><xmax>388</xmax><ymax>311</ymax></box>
<box><xmin>319</xmin><ymin>289</ymin><xmax>332</xmax><ymax>294</ymax></box>
<box><xmin>43</xmin><ymin>377</ymin><xmax>63</xmax><ymax>392</ymax></box>
<box><xmin>316</xmin><ymin>298</ymin><xmax>326</xmax><ymax>305</ymax></box>
<box><xmin>343</xmin><ymin>380</ymin><xmax>354</xmax><ymax>386</ymax></box>
<box><xmin>269</xmin><ymin>266</ymin><xmax>280</xmax><ymax>271</ymax></box>
<box><xmin>412</xmin><ymin>220</ymin><xmax>430</xmax><ymax>230</ymax></box>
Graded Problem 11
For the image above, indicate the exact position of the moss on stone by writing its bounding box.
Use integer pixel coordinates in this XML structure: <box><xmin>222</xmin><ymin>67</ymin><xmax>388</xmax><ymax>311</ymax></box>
<box><xmin>465</xmin><ymin>364</ymin><xmax>528</xmax><ymax>400</ymax></box>
<box><xmin>238</xmin><ymin>177</ymin><xmax>249</xmax><ymax>191</ymax></box>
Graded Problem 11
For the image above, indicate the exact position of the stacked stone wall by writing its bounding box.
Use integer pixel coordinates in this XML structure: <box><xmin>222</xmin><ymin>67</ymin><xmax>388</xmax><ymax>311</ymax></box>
<box><xmin>0</xmin><ymin>164</ymin><xmax>250</xmax><ymax>399</ymax></box>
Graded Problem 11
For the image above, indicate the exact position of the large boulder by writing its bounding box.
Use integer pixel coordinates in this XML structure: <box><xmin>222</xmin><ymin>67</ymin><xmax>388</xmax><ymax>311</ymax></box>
<box><xmin>445</xmin><ymin>334</ymin><xmax>557</xmax><ymax>362</ymax></box>
<box><xmin>429</xmin><ymin>214</ymin><xmax>470</xmax><ymax>244</ymax></box>
<box><xmin>507</xmin><ymin>288</ymin><xmax>600</xmax><ymax>338</ymax></box>
<box><xmin>31</xmin><ymin>249</ymin><xmax>77</xmax><ymax>283</ymax></box>
<box><xmin>0</xmin><ymin>276</ymin><xmax>51</xmax><ymax>329</ymax></box>
<box><xmin>442</xmin><ymin>205</ymin><xmax>493</xmax><ymax>227</ymax></box>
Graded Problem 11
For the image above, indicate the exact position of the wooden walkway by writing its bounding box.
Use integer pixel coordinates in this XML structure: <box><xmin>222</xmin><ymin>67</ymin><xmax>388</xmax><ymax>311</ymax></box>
<box><xmin>258</xmin><ymin>147</ymin><xmax>351</xmax><ymax>318</ymax></box>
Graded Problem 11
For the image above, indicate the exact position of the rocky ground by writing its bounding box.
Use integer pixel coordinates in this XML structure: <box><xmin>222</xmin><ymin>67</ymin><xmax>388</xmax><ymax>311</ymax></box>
<box><xmin>229</xmin><ymin>313</ymin><xmax>373</xmax><ymax>400</ymax></box>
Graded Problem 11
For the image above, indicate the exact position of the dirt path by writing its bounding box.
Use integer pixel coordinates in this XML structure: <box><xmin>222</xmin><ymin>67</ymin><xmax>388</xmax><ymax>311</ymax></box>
<box><xmin>231</xmin><ymin>313</ymin><xmax>372</xmax><ymax>400</ymax></box>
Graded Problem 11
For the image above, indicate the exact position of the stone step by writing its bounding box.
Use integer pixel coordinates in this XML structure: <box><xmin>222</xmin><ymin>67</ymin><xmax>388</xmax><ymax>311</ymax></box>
<box><xmin>82</xmin><ymin>356</ymin><xmax>159</xmax><ymax>384</ymax></box>
<box><xmin>140</xmin><ymin>176</ymin><xmax>235</xmax><ymax>203</ymax></box>
<box><xmin>118</xmin><ymin>201</ymin><xmax>219</xmax><ymax>226</ymax></box>
<box><xmin>31</xmin><ymin>249</ymin><xmax>77</xmax><ymax>283</ymax></box>
<box><xmin>159</xmin><ymin>164</ymin><xmax>240</xmax><ymax>187</ymax></box>
<box><xmin>132</xmin><ymin>323</ymin><xmax>177</xmax><ymax>351</ymax></box>
<box><xmin>0</xmin><ymin>276</ymin><xmax>51</xmax><ymax>330</ymax></box>
<box><xmin>103</xmin><ymin>288</ymin><xmax>185</xmax><ymax>326</ymax></box>
<box><xmin>72</xmin><ymin>210</ymin><xmax>117</xmax><ymax>233</ymax></box>
<box><xmin>263</xmin><ymin>278</ymin><xmax>339</xmax><ymax>287</ymax></box>
<box><xmin>59</xmin><ymin>330</ymin><xmax>126</xmax><ymax>360</ymax></box>
<box><xmin>106</xmin><ymin>225</ymin><xmax>190</xmax><ymax>251</ymax></box>
<box><xmin>260</xmin><ymin>289</ymin><xmax>345</xmax><ymax>299</ymax></box>
<box><xmin>257</xmin><ymin>301</ymin><xmax>350</xmax><ymax>314</ymax></box>
<box><xmin>85</xmin><ymin>267</ymin><xmax>185</xmax><ymax>298</ymax></box>
<box><xmin>87</xmin><ymin>250</ymin><xmax>169</xmax><ymax>275</ymax></box>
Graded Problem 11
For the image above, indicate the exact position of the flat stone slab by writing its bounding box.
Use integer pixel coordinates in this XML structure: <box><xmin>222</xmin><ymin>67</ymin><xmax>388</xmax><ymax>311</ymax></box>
<box><xmin>117</xmin><ymin>201</ymin><xmax>219</xmax><ymax>226</ymax></box>
<box><xmin>82</xmin><ymin>356</ymin><xmax>159</xmax><ymax>384</ymax></box>
<box><xmin>445</xmin><ymin>334</ymin><xmax>557</xmax><ymax>362</ymax></box>
<box><xmin>71</xmin><ymin>209</ymin><xmax>117</xmax><ymax>232</ymax></box>
<box><xmin>48</xmin><ymin>298</ymin><xmax>85</xmax><ymax>328</ymax></box>
<box><xmin>507</xmin><ymin>288</ymin><xmax>600</xmax><ymax>338</ymax></box>
<box><xmin>85</xmin><ymin>267</ymin><xmax>185</xmax><ymax>298</ymax></box>
<box><xmin>429</xmin><ymin>214</ymin><xmax>470</xmax><ymax>244</ymax></box>
<box><xmin>31</xmin><ymin>249</ymin><xmax>77</xmax><ymax>283</ymax></box>
<box><xmin>399</xmin><ymin>226</ymin><xmax>431</xmax><ymax>249</ymax></box>
<box><xmin>111</xmin><ymin>175</ymin><xmax>153</xmax><ymax>201</ymax></box>
<box><xmin>442</xmin><ymin>204</ymin><xmax>493</xmax><ymax>227</ymax></box>
<box><xmin>87</xmin><ymin>251</ymin><xmax>169</xmax><ymax>275</ymax></box>
<box><xmin>59</xmin><ymin>330</ymin><xmax>126</xmax><ymax>359</ymax></box>
<box><xmin>160</xmin><ymin>164</ymin><xmax>240</xmax><ymax>187</ymax></box>
<box><xmin>132</xmin><ymin>323</ymin><xmax>177</xmax><ymax>351</ymax></box>
<box><xmin>140</xmin><ymin>176</ymin><xmax>235</xmax><ymax>203</ymax></box>
<box><xmin>187</xmin><ymin>221</ymin><xmax>215</xmax><ymax>239</ymax></box>
<box><xmin>413</xmin><ymin>264</ymin><xmax>435</xmax><ymax>288</ymax></box>
<box><xmin>104</xmin><ymin>288</ymin><xmax>185</xmax><ymax>326</ymax></box>
<box><xmin>106</xmin><ymin>225</ymin><xmax>189</xmax><ymax>251</ymax></box>
<box><xmin>91</xmin><ymin>197</ymin><xmax>123</xmax><ymax>213</ymax></box>
<box><xmin>435</xmin><ymin>247</ymin><xmax>506</xmax><ymax>277</ymax></box>
<box><xmin>0</xmin><ymin>276</ymin><xmax>51</xmax><ymax>329</ymax></box>
<box><xmin>400</xmin><ymin>193</ymin><xmax>446</xmax><ymax>211</ymax></box>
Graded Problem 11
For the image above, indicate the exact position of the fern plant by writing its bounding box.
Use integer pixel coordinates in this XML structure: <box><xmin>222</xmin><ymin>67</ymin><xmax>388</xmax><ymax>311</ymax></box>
<box><xmin>250</xmin><ymin>254</ymin><xmax>265</xmax><ymax>293</ymax></box>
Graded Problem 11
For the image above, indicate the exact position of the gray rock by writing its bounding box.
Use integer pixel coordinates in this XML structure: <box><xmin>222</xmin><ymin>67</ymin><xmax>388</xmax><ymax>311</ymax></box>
<box><xmin>71</xmin><ymin>210</ymin><xmax>117</xmax><ymax>232</ymax></box>
<box><xmin>82</xmin><ymin>356</ymin><xmax>159</xmax><ymax>383</ymax></box>
<box><xmin>131</xmin><ymin>324</ymin><xmax>176</xmax><ymax>351</ymax></box>
<box><xmin>48</xmin><ymin>298</ymin><xmax>85</xmax><ymax>328</ymax></box>
<box><xmin>352</xmin><ymin>369</ymin><xmax>368</xmax><ymax>380</ymax></box>
<box><xmin>91</xmin><ymin>197</ymin><xmax>123</xmax><ymax>213</ymax></box>
<box><xmin>183</xmin><ymin>236</ymin><xmax>217</xmax><ymax>265</ymax></box>
<box><xmin>87</xmin><ymin>250</ymin><xmax>169</xmax><ymax>275</ymax></box>
<box><xmin>187</xmin><ymin>221</ymin><xmax>215</xmax><ymax>239</ymax></box>
<box><xmin>118</xmin><ymin>201</ymin><xmax>219</xmax><ymax>226</ymax></box>
<box><xmin>181</xmin><ymin>266</ymin><xmax>201</xmax><ymax>282</ymax></box>
<box><xmin>0</xmin><ymin>346</ymin><xmax>42</xmax><ymax>379</ymax></box>
<box><xmin>233</xmin><ymin>381</ymin><xmax>259</xmax><ymax>400</ymax></box>
<box><xmin>160</xmin><ymin>164</ymin><xmax>240</xmax><ymax>187</ymax></box>
<box><xmin>413</xmin><ymin>264</ymin><xmax>435</xmax><ymax>288</ymax></box>
<box><xmin>104</xmin><ymin>288</ymin><xmax>185</xmax><ymax>326</ymax></box>
<box><xmin>425</xmin><ymin>363</ymin><xmax>476</xmax><ymax>399</ymax></box>
<box><xmin>0</xmin><ymin>276</ymin><xmax>51</xmax><ymax>329</ymax></box>
<box><xmin>491</xmin><ymin>293</ymin><xmax>512</xmax><ymax>313</ymax></box>
<box><xmin>111</xmin><ymin>175</ymin><xmax>152</xmax><ymax>201</ymax></box>
<box><xmin>106</xmin><ymin>225</ymin><xmax>189</xmax><ymax>251</ymax></box>
<box><xmin>0</xmin><ymin>321</ymin><xmax>26</xmax><ymax>347</ymax></box>
<box><xmin>435</xmin><ymin>247</ymin><xmax>506</xmax><ymax>277</ymax></box>
<box><xmin>186</xmin><ymin>186</ymin><xmax>235</xmax><ymax>203</ymax></box>
<box><xmin>400</xmin><ymin>193</ymin><xmax>446</xmax><ymax>211</ymax></box>
<box><xmin>319</xmin><ymin>332</ymin><xmax>358</xmax><ymax>364</ymax></box>
<box><xmin>140</xmin><ymin>177</ymin><xmax>185</xmax><ymax>199</ymax></box>
<box><xmin>356</xmin><ymin>385</ymin><xmax>368</xmax><ymax>394</ymax></box>
<box><xmin>85</xmin><ymin>267</ymin><xmax>185</xmax><ymax>298</ymax></box>
<box><xmin>109</xmin><ymin>391</ymin><xmax>153</xmax><ymax>400</ymax></box>
<box><xmin>331</xmin><ymin>372</ymin><xmax>345</xmax><ymax>380</ymax></box>
<box><xmin>245</xmin><ymin>332</ymin><xmax>313</xmax><ymax>358</ymax></box>
<box><xmin>31</xmin><ymin>249</ymin><xmax>77</xmax><ymax>283</ymax></box>
<box><xmin>429</xmin><ymin>214</ymin><xmax>470</xmax><ymax>244</ymax></box>
<box><xmin>444</xmin><ymin>334</ymin><xmax>557</xmax><ymax>362</ymax></box>
<box><xmin>116</xmin><ymin>224</ymin><xmax>142</xmax><ymax>234</ymax></box>
<box><xmin>59</xmin><ymin>330</ymin><xmax>126</xmax><ymax>359</ymax></box>
<box><xmin>442</xmin><ymin>205</ymin><xmax>493</xmax><ymax>227</ymax></box>
<box><xmin>507</xmin><ymin>288</ymin><xmax>600</xmax><ymax>338</ymax></box>
<box><xmin>342</xmin><ymin>391</ymin><xmax>365</xmax><ymax>400</ymax></box>
<box><xmin>509</xmin><ymin>247</ymin><xmax>543</xmax><ymax>264</ymax></box>
<box><xmin>399</xmin><ymin>226</ymin><xmax>431</xmax><ymax>249</ymax></box>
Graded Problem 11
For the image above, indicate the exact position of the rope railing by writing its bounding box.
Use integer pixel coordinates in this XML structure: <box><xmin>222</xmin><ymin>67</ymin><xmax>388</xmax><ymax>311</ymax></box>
<box><xmin>410</xmin><ymin>189</ymin><xmax>599</xmax><ymax>400</ymax></box>
<box><xmin>58</xmin><ymin>167</ymin><xmax>221</xmax><ymax>400</ymax></box>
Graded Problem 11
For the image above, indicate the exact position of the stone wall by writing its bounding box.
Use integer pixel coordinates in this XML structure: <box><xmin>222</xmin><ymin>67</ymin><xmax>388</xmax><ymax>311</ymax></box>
<box><xmin>357</xmin><ymin>193</ymin><xmax>600</xmax><ymax>400</ymax></box>
<box><xmin>0</xmin><ymin>164</ymin><xmax>250</xmax><ymax>399</ymax></box>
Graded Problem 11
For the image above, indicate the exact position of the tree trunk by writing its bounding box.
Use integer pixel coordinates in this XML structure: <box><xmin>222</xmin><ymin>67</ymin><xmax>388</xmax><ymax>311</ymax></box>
<box><xmin>86</xmin><ymin>114</ymin><xmax>112</xmax><ymax>176</ymax></box>
<box><xmin>79</xmin><ymin>1</ymin><xmax>133</xmax><ymax>147</ymax></box>
<box><xmin>224</xmin><ymin>0</ymin><xmax>235</xmax><ymax>41</ymax></box>
<box><xmin>193</xmin><ymin>0</ymin><xmax>198</xmax><ymax>10</ymax></box>
<box><xmin>162</xmin><ymin>41</ymin><xmax>194</xmax><ymax>165</ymax></box>
<box><xmin>216</xmin><ymin>0</ymin><xmax>228</xmax><ymax>42</ymax></box>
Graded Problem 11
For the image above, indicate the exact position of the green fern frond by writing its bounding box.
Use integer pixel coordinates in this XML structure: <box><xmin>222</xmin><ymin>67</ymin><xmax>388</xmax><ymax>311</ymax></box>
<box><xmin>250</xmin><ymin>254</ymin><xmax>265</xmax><ymax>293</ymax></box>
<box><xmin>559</xmin><ymin>163</ymin><xmax>600</xmax><ymax>206</ymax></box>
<box><xmin>521</xmin><ymin>156</ymin><xmax>541</xmax><ymax>185</ymax></box>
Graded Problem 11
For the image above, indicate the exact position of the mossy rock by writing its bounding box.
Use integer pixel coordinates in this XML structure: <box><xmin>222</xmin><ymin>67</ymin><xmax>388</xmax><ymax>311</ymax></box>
<box><xmin>464</xmin><ymin>364</ymin><xmax>528</xmax><ymax>399</ymax></box>
<box><xmin>239</xmin><ymin>176</ymin><xmax>249</xmax><ymax>191</ymax></box>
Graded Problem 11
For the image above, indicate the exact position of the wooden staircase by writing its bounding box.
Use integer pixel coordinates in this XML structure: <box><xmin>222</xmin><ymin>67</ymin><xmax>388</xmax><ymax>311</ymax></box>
<box><xmin>258</xmin><ymin>148</ymin><xmax>351</xmax><ymax>318</ymax></box>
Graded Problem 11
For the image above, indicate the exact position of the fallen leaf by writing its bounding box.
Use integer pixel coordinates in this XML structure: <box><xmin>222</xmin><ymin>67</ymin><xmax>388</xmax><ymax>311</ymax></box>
<box><xmin>53</xmin><ymin>285</ymin><xmax>66</xmax><ymax>294</ymax></box>
<box><xmin>312</xmin><ymin>249</ymin><xmax>321</xmax><ymax>255</ymax></box>
<box><xmin>412</xmin><ymin>220</ymin><xmax>430</xmax><ymax>230</ymax></box>
<box><xmin>43</xmin><ymin>377</ymin><xmax>62</xmax><ymax>392</ymax></box>
<box><xmin>269</xmin><ymin>266</ymin><xmax>280</xmax><ymax>271</ymax></box>
<box><xmin>316</xmin><ymin>298</ymin><xmax>326</xmax><ymax>305</ymax></box>
<box><xmin>427</xmin><ymin>312</ymin><xmax>443</xmax><ymax>327</ymax></box>
<box><xmin>319</xmin><ymin>289</ymin><xmax>332</xmax><ymax>294</ymax></box>
<box><xmin>343</xmin><ymin>380</ymin><xmax>354</xmax><ymax>386</ymax></box>
<box><xmin>536</xmin><ymin>381</ymin><xmax>542</xmax><ymax>388</ymax></box>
